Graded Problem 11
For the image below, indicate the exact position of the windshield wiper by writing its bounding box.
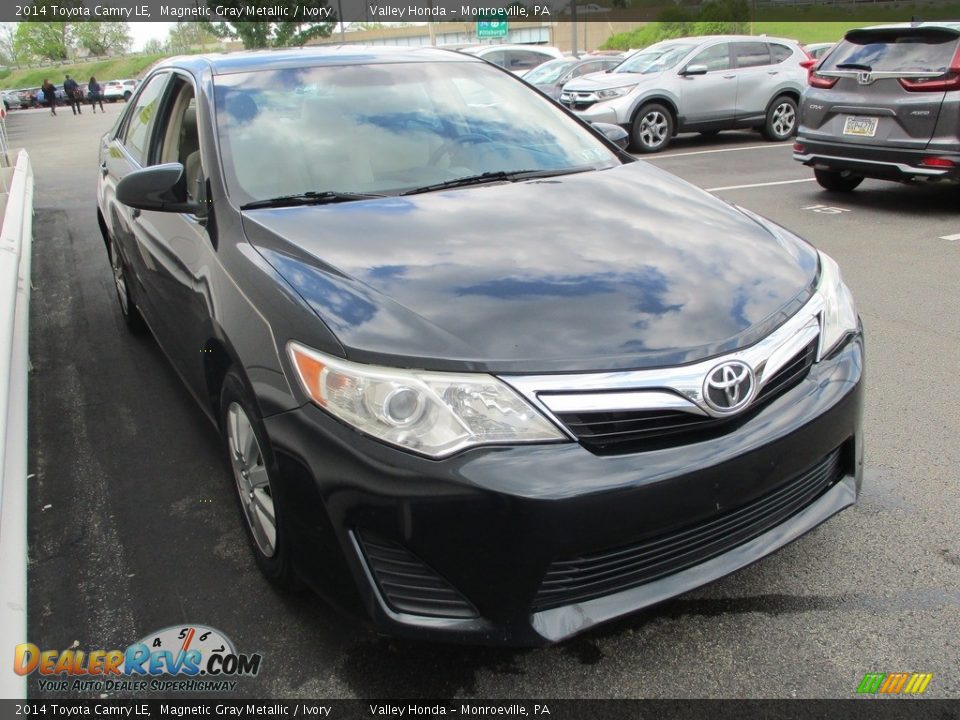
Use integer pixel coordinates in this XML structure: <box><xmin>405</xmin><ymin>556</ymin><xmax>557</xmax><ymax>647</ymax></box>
<box><xmin>241</xmin><ymin>190</ymin><xmax>386</xmax><ymax>210</ymax></box>
<box><xmin>835</xmin><ymin>63</ymin><xmax>873</xmax><ymax>71</ymax></box>
<box><xmin>401</xmin><ymin>167</ymin><xmax>591</xmax><ymax>196</ymax></box>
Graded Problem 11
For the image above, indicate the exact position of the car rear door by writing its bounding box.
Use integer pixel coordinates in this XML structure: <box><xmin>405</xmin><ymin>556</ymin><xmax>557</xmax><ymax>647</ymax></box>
<box><xmin>101</xmin><ymin>72</ymin><xmax>173</xmax><ymax>328</ymax></box>
<box><xmin>732</xmin><ymin>41</ymin><xmax>778</xmax><ymax>121</ymax></box>
<box><xmin>803</xmin><ymin>26</ymin><xmax>960</xmax><ymax>150</ymax></box>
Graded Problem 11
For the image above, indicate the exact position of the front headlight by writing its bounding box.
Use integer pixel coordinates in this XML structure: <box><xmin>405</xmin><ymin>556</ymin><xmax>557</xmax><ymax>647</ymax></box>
<box><xmin>596</xmin><ymin>85</ymin><xmax>637</xmax><ymax>100</ymax></box>
<box><xmin>815</xmin><ymin>251</ymin><xmax>859</xmax><ymax>359</ymax></box>
<box><xmin>287</xmin><ymin>343</ymin><xmax>566</xmax><ymax>458</ymax></box>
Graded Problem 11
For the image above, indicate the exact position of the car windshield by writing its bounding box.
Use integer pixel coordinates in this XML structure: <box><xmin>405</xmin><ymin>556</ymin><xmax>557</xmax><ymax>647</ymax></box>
<box><xmin>213</xmin><ymin>61</ymin><xmax>620</xmax><ymax>204</ymax></box>
<box><xmin>524</xmin><ymin>58</ymin><xmax>577</xmax><ymax>84</ymax></box>
<box><xmin>823</xmin><ymin>29</ymin><xmax>960</xmax><ymax>73</ymax></box>
<box><xmin>612</xmin><ymin>43</ymin><xmax>695</xmax><ymax>74</ymax></box>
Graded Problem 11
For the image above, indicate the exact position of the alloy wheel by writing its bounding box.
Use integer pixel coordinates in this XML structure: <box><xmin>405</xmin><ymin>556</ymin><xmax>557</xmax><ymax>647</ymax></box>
<box><xmin>771</xmin><ymin>102</ymin><xmax>796</xmax><ymax>139</ymax></box>
<box><xmin>639</xmin><ymin>110</ymin><xmax>669</xmax><ymax>149</ymax></box>
<box><xmin>226</xmin><ymin>402</ymin><xmax>276</xmax><ymax>557</ymax></box>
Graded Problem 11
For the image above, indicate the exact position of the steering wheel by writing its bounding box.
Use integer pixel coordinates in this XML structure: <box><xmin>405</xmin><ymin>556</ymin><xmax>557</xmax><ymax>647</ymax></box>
<box><xmin>429</xmin><ymin>133</ymin><xmax>493</xmax><ymax>166</ymax></box>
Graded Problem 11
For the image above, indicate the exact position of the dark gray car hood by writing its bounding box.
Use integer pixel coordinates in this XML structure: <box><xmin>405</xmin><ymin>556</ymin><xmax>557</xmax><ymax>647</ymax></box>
<box><xmin>242</xmin><ymin>162</ymin><xmax>818</xmax><ymax>373</ymax></box>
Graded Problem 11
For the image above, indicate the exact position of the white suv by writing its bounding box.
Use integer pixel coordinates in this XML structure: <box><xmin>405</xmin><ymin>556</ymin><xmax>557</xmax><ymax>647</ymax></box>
<box><xmin>561</xmin><ymin>35</ymin><xmax>807</xmax><ymax>153</ymax></box>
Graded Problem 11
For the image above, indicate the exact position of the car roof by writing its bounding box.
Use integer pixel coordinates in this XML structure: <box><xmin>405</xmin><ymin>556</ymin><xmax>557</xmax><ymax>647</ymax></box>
<box><xmin>858</xmin><ymin>21</ymin><xmax>960</xmax><ymax>33</ymax></box>
<box><xmin>155</xmin><ymin>45</ymin><xmax>484</xmax><ymax>76</ymax></box>
<box><xmin>652</xmin><ymin>34</ymin><xmax>800</xmax><ymax>46</ymax></box>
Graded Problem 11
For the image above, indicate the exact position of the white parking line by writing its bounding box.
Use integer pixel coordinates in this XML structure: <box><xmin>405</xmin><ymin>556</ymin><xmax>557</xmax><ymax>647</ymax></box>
<box><xmin>649</xmin><ymin>143</ymin><xmax>793</xmax><ymax>160</ymax></box>
<box><xmin>706</xmin><ymin>178</ymin><xmax>817</xmax><ymax>192</ymax></box>
<box><xmin>940</xmin><ymin>233</ymin><xmax>960</xmax><ymax>242</ymax></box>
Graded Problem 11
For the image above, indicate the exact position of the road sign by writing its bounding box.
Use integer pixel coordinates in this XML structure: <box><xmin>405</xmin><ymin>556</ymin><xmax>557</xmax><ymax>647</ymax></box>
<box><xmin>476</xmin><ymin>20</ymin><xmax>508</xmax><ymax>39</ymax></box>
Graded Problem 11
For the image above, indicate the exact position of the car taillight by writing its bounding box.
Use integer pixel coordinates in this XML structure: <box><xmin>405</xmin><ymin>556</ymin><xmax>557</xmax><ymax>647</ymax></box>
<box><xmin>800</xmin><ymin>58</ymin><xmax>817</xmax><ymax>82</ymax></box>
<box><xmin>809</xmin><ymin>73</ymin><xmax>838</xmax><ymax>89</ymax></box>
<box><xmin>793</xmin><ymin>142</ymin><xmax>806</xmax><ymax>153</ymax></box>
<box><xmin>900</xmin><ymin>44</ymin><xmax>960</xmax><ymax>92</ymax></box>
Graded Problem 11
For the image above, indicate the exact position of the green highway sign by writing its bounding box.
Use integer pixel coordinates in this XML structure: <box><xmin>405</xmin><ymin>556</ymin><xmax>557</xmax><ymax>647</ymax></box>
<box><xmin>476</xmin><ymin>20</ymin><xmax>508</xmax><ymax>39</ymax></box>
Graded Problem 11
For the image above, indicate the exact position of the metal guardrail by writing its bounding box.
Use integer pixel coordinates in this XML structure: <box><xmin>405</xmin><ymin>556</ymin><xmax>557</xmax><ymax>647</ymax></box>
<box><xmin>0</xmin><ymin>144</ymin><xmax>34</xmax><ymax>700</ymax></box>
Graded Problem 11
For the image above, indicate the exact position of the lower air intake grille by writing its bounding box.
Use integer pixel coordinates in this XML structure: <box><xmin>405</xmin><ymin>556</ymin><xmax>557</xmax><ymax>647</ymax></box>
<box><xmin>555</xmin><ymin>340</ymin><xmax>818</xmax><ymax>455</ymax></box>
<box><xmin>357</xmin><ymin>530</ymin><xmax>478</xmax><ymax>619</ymax></box>
<box><xmin>533</xmin><ymin>446</ymin><xmax>845</xmax><ymax>611</ymax></box>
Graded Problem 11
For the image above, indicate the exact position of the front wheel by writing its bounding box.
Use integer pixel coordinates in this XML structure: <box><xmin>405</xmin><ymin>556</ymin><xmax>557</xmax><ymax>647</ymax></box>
<box><xmin>221</xmin><ymin>369</ymin><xmax>299</xmax><ymax>590</ymax></box>
<box><xmin>814</xmin><ymin>168</ymin><xmax>864</xmax><ymax>192</ymax></box>
<box><xmin>631</xmin><ymin>103</ymin><xmax>674</xmax><ymax>154</ymax></box>
<box><xmin>762</xmin><ymin>95</ymin><xmax>798</xmax><ymax>141</ymax></box>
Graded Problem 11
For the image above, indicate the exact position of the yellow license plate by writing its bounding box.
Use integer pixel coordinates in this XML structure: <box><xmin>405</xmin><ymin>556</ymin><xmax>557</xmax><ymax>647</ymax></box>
<box><xmin>843</xmin><ymin>116</ymin><xmax>879</xmax><ymax>137</ymax></box>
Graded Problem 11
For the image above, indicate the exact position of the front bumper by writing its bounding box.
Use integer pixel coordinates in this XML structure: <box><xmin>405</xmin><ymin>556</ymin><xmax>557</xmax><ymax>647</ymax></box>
<box><xmin>562</xmin><ymin>100</ymin><xmax>621</xmax><ymax>125</ymax></box>
<box><xmin>794</xmin><ymin>137</ymin><xmax>960</xmax><ymax>181</ymax></box>
<box><xmin>263</xmin><ymin>336</ymin><xmax>864</xmax><ymax>645</ymax></box>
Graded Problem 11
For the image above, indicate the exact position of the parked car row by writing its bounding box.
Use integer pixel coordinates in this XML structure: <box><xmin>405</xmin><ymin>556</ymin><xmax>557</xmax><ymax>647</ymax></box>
<box><xmin>0</xmin><ymin>78</ymin><xmax>138</xmax><ymax>110</ymax></box>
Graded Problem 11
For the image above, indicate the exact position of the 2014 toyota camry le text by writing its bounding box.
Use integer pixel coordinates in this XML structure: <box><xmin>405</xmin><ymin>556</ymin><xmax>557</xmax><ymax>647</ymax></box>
<box><xmin>96</xmin><ymin>47</ymin><xmax>864</xmax><ymax>646</ymax></box>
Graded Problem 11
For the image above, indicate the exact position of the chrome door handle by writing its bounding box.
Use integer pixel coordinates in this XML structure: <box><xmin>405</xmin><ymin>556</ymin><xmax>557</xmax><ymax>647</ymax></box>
<box><xmin>723</xmin><ymin>75</ymin><xmax>736</xmax><ymax>79</ymax></box>
<box><xmin>767</xmin><ymin>71</ymin><xmax>779</xmax><ymax>75</ymax></box>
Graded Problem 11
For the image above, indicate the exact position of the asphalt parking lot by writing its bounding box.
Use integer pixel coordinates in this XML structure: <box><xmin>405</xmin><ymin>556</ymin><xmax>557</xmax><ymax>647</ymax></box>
<box><xmin>9</xmin><ymin>103</ymin><xmax>960</xmax><ymax>699</ymax></box>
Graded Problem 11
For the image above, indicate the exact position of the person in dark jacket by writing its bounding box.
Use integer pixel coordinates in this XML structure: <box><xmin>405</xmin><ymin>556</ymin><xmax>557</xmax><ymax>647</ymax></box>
<box><xmin>41</xmin><ymin>79</ymin><xmax>57</xmax><ymax>116</ymax></box>
<box><xmin>63</xmin><ymin>74</ymin><xmax>82</xmax><ymax>115</ymax></box>
<box><xmin>88</xmin><ymin>76</ymin><xmax>104</xmax><ymax>113</ymax></box>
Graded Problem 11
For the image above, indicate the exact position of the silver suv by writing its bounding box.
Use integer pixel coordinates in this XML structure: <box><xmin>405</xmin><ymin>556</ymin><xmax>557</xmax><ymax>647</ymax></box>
<box><xmin>794</xmin><ymin>23</ymin><xmax>960</xmax><ymax>192</ymax></box>
<box><xmin>560</xmin><ymin>35</ymin><xmax>807</xmax><ymax>153</ymax></box>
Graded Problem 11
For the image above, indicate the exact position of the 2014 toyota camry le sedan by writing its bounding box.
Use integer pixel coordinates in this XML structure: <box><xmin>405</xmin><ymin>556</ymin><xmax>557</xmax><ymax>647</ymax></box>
<box><xmin>97</xmin><ymin>47</ymin><xmax>864</xmax><ymax>646</ymax></box>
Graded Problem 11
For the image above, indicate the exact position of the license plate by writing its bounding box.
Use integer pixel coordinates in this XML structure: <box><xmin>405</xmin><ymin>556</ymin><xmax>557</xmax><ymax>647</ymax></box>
<box><xmin>843</xmin><ymin>116</ymin><xmax>878</xmax><ymax>137</ymax></box>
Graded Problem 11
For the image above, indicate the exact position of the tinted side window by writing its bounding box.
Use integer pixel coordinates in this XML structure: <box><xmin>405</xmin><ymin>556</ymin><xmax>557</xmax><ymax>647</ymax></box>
<box><xmin>123</xmin><ymin>74</ymin><xmax>170</xmax><ymax>166</ymax></box>
<box><xmin>505</xmin><ymin>50</ymin><xmax>551</xmax><ymax>72</ymax></box>
<box><xmin>689</xmin><ymin>44</ymin><xmax>731</xmax><ymax>72</ymax></box>
<box><xmin>483</xmin><ymin>50</ymin><xmax>507</xmax><ymax>68</ymax></box>
<box><xmin>734</xmin><ymin>42</ymin><xmax>772</xmax><ymax>68</ymax></box>
<box><xmin>572</xmin><ymin>61</ymin><xmax>605</xmax><ymax>77</ymax></box>
<box><xmin>771</xmin><ymin>43</ymin><xmax>793</xmax><ymax>64</ymax></box>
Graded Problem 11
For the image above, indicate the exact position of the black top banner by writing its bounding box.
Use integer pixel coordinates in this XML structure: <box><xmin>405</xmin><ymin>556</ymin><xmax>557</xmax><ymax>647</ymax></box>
<box><xmin>7</xmin><ymin>0</ymin><xmax>960</xmax><ymax>24</ymax></box>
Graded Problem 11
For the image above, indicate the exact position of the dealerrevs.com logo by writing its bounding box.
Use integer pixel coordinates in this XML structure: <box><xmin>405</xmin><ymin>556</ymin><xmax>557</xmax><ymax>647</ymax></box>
<box><xmin>15</xmin><ymin>625</ymin><xmax>262</xmax><ymax>693</ymax></box>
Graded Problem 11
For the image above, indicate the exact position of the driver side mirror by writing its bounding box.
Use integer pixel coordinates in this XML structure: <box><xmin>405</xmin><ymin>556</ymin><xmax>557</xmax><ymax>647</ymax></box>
<box><xmin>116</xmin><ymin>162</ymin><xmax>202</xmax><ymax>215</ymax></box>
<box><xmin>681</xmin><ymin>64</ymin><xmax>708</xmax><ymax>76</ymax></box>
<box><xmin>591</xmin><ymin>122</ymin><xmax>630</xmax><ymax>150</ymax></box>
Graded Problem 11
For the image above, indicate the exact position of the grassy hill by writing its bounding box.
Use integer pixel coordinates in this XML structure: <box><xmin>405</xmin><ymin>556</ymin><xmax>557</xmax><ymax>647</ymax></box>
<box><xmin>0</xmin><ymin>54</ymin><xmax>165</xmax><ymax>90</ymax></box>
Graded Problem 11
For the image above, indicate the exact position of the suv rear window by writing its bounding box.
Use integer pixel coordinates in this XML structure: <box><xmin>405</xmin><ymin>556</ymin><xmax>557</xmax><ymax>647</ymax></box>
<box><xmin>822</xmin><ymin>28</ymin><xmax>960</xmax><ymax>73</ymax></box>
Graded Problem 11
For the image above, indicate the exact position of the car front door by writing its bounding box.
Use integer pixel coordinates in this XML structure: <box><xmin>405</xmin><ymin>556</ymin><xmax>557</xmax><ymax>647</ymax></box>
<box><xmin>677</xmin><ymin>42</ymin><xmax>737</xmax><ymax>127</ymax></box>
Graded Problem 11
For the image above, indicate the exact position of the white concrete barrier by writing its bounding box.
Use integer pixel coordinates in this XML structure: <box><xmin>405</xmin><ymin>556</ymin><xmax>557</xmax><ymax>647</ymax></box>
<box><xmin>0</xmin><ymin>147</ymin><xmax>33</xmax><ymax>700</ymax></box>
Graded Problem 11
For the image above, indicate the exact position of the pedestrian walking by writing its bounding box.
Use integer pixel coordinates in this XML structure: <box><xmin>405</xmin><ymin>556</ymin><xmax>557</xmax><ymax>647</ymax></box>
<box><xmin>88</xmin><ymin>76</ymin><xmax>104</xmax><ymax>113</ymax></box>
<box><xmin>41</xmin><ymin>79</ymin><xmax>57</xmax><ymax>116</ymax></box>
<box><xmin>63</xmin><ymin>74</ymin><xmax>82</xmax><ymax>115</ymax></box>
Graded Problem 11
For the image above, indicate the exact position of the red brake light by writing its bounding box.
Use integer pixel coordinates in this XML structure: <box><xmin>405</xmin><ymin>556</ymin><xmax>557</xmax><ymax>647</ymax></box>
<box><xmin>793</xmin><ymin>142</ymin><xmax>806</xmax><ymax>153</ymax></box>
<box><xmin>809</xmin><ymin>73</ymin><xmax>838</xmax><ymax>89</ymax></box>
<box><xmin>919</xmin><ymin>157</ymin><xmax>956</xmax><ymax>168</ymax></box>
<box><xmin>899</xmin><ymin>43</ymin><xmax>960</xmax><ymax>92</ymax></box>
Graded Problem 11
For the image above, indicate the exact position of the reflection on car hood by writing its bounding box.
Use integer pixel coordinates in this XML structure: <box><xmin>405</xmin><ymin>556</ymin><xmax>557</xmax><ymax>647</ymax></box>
<box><xmin>563</xmin><ymin>71</ymin><xmax>662</xmax><ymax>92</ymax></box>
<box><xmin>242</xmin><ymin>162</ymin><xmax>818</xmax><ymax>373</ymax></box>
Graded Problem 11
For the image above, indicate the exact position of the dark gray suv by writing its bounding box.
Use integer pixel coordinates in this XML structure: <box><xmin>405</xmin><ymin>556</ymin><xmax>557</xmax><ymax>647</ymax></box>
<box><xmin>794</xmin><ymin>22</ymin><xmax>960</xmax><ymax>191</ymax></box>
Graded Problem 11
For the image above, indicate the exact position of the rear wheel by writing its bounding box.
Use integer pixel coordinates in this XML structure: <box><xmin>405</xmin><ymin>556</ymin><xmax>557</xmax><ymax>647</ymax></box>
<box><xmin>123</xmin><ymin>91</ymin><xmax>132</xmax><ymax>102</ymax></box>
<box><xmin>631</xmin><ymin>103</ymin><xmax>673</xmax><ymax>153</ymax></box>
<box><xmin>221</xmin><ymin>369</ymin><xmax>299</xmax><ymax>590</ymax></box>
<box><xmin>109</xmin><ymin>238</ymin><xmax>146</xmax><ymax>333</ymax></box>
<box><xmin>762</xmin><ymin>95</ymin><xmax>798</xmax><ymax>141</ymax></box>
<box><xmin>814</xmin><ymin>168</ymin><xmax>864</xmax><ymax>192</ymax></box>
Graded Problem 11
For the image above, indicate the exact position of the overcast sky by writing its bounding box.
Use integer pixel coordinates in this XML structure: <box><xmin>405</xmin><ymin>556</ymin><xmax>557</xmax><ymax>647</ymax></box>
<box><xmin>128</xmin><ymin>22</ymin><xmax>176</xmax><ymax>50</ymax></box>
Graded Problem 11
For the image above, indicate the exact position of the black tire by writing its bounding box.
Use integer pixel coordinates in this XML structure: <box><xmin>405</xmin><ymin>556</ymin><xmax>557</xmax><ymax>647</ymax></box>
<box><xmin>814</xmin><ymin>168</ymin><xmax>864</xmax><ymax>192</ymax></box>
<box><xmin>123</xmin><ymin>91</ymin><xmax>132</xmax><ymax>101</ymax></box>
<box><xmin>631</xmin><ymin>103</ymin><xmax>674</xmax><ymax>154</ymax></box>
<box><xmin>109</xmin><ymin>237</ymin><xmax>146</xmax><ymax>333</ymax></box>
<box><xmin>220</xmin><ymin>369</ymin><xmax>299</xmax><ymax>590</ymax></box>
<box><xmin>762</xmin><ymin>95</ymin><xmax>798</xmax><ymax>141</ymax></box>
